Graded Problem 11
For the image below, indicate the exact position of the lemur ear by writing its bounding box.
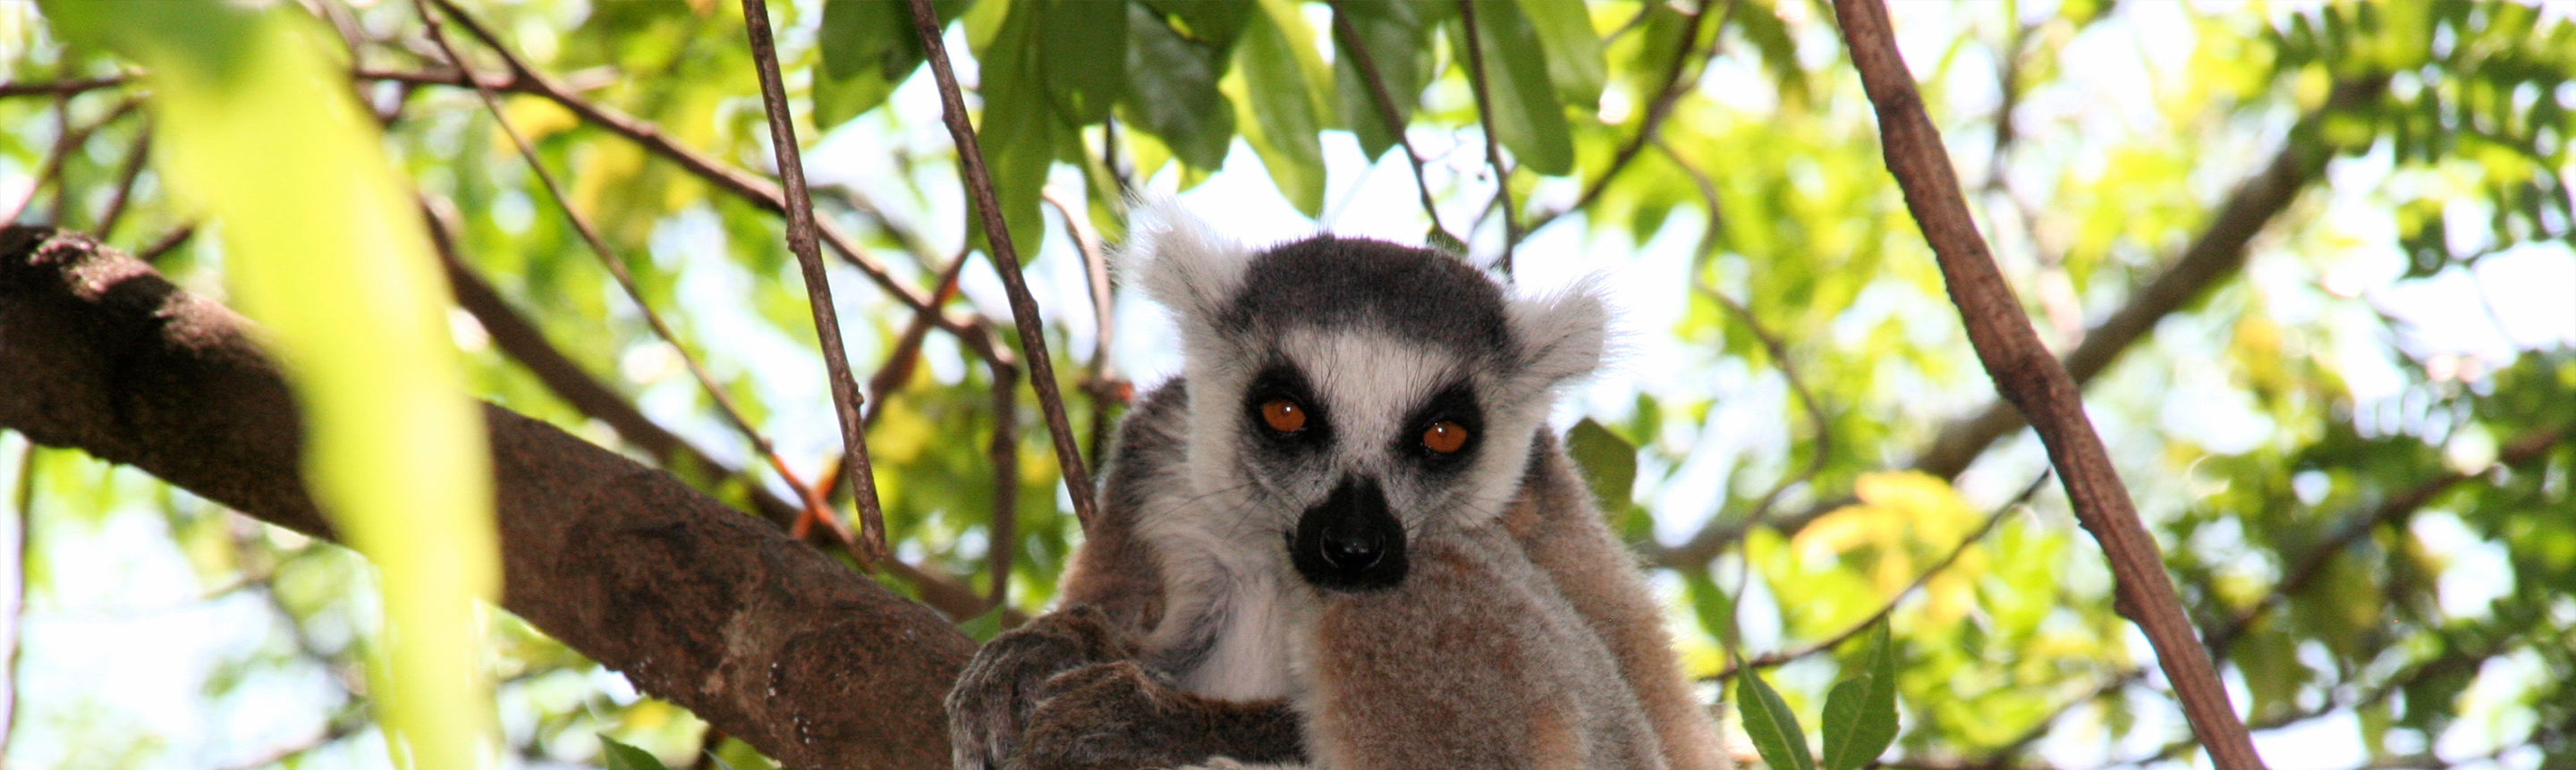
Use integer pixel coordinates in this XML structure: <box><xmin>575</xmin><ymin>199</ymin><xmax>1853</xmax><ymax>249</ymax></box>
<box><xmin>1116</xmin><ymin>199</ymin><xmax>1252</xmax><ymax>325</ymax></box>
<box><xmin>1504</xmin><ymin>280</ymin><xmax>1610</xmax><ymax>387</ymax></box>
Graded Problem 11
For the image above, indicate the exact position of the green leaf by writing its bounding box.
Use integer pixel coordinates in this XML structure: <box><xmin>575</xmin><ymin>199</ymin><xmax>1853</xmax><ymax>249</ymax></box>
<box><xmin>1684</xmin><ymin>571</ymin><xmax>1739</xmax><ymax>650</ymax></box>
<box><xmin>1124</xmin><ymin>2</ymin><xmax>1237</xmax><ymax>169</ymax></box>
<box><xmin>1736</xmin><ymin>662</ymin><xmax>1814</xmax><ymax>770</ymax></box>
<box><xmin>1331</xmin><ymin>0</ymin><xmax>1439</xmax><ymax>159</ymax></box>
<box><xmin>41</xmin><ymin>2</ymin><xmax>499</xmax><ymax>768</ymax></box>
<box><xmin>1565</xmin><ymin>419</ymin><xmax>1639</xmax><ymax>511</ymax></box>
<box><xmin>814</xmin><ymin>0</ymin><xmax>968</xmax><ymax>129</ymax></box>
<box><xmin>1038</xmin><ymin>0</ymin><xmax>1127</xmax><ymax>123</ymax></box>
<box><xmin>602</xmin><ymin>736</ymin><xmax>673</xmax><ymax>770</ymax></box>
<box><xmin>971</xmin><ymin>0</ymin><xmax>1065</xmax><ymax>253</ymax></box>
<box><xmin>958</xmin><ymin>605</ymin><xmax>1011</xmax><ymax>643</ymax></box>
<box><xmin>1142</xmin><ymin>0</ymin><xmax>1251</xmax><ymax>52</ymax></box>
<box><xmin>1514</xmin><ymin>0</ymin><xmax>1606</xmax><ymax>112</ymax></box>
<box><xmin>1458</xmin><ymin>0</ymin><xmax>1574</xmax><ymax>175</ymax></box>
<box><xmin>1233</xmin><ymin>3</ymin><xmax>1326</xmax><ymax>215</ymax></box>
<box><xmin>1818</xmin><ymin>622</ymin><xmax>1899</xmax><ymax>770</ymax></box>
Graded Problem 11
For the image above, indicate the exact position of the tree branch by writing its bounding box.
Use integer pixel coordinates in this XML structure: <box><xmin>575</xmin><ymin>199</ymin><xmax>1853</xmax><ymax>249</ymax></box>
<box><xmin>904</xmin><ymin>0</ymin><xmax>1100</xmax><ymax>529</ymax></box>
<box><xmin>1453</xmin><ymin>0</ymin><xmax>1519</xmax><ymax>272</ymax></box>
<box><xmin>0</xmin><ymin>76</ymin><xmax>129</xmax><ymax>99</ymax></box>
<box><xmin>0</xmin><ymin>227</ymin><xmax>966</xmax><ymax>770</ymax></box>
<box><xmin>415</xmin><ymin>0</ymin><xmax>987</xmax><ymax>351</ymax></box>
<box><xmin>1326</xmin><ymin>0</ymin><xmax>1460</xmax><ymax>249</ymax></box>
<box><xmin>1648</xmin><ymin>75</ymin><xmax>2388</xmax><ymax>571</ymax></box>
<box><xmin>1708</xmin><ymin>471</ymin><xmax>2046</xmax><ymax>681</ymax></box>
<box><xmin>1827</xmin><ymin>2</ymin><xmax>2263</xmax><ymax>766</ymax></box>
<box><xmin>1523</xmin><ymin>0</ymin><xmax>1733</xmax><ymax>239</ymax></box>
<box><xmin>739</xmin><ymin>0</ymin><xmax>893</xmax><ymax>563</ymax></box>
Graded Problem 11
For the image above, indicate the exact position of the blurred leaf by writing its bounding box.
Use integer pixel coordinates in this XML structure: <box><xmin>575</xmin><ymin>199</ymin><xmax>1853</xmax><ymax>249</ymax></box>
<box><xmin>1233</xmin><ymin>0</ymin><xmax>1328</xmax><ymax>216</ymax></box>
<box><xmin>1458</xmin><ymin>0</ymin><xmax>1574</xmax><ymax>175</ymax></box>
<box><xmin>1567</xmin><ymin>418</ymin><xmax>1639</xmax><ymax>511</ymax></box>
<box><xmin>1125</xmin><ymin>2</ymin><xmax>1237</xmax><ymax>169</ymax></box>
<box><xmin>43</xmin><ymin>1</ymin><xmax>498</xmax><ymax>768</ymax></box>
<box><xmin>1818</xmin><ymin>622</ymin><xmax>1898</xmax><ymax>770</ymax></box>
<box><xmin>1038</xmin><ymin>0</ymin><xmax>1128</xmax><ymax>123</ymax></box>
<box><xmin>1736</xmin><ymin>662</ymin><xmax>1814</xmax><ymax>770</ymax></box>
<box><xmin>1331</xmin><ymin>0</ymin><xmax>1439</xmax><ymax>158</ymax></box>
<box><xmin>813</xmin><ymin>0</ymin><xmax>968</xmax><ymax>129</ymax></box>
<box><xmin>1515</xmin><ymin>0</ymin><xmax>1606</xmax><ymax>112</ymax></box>
<box><xmin>971</xmin><ymin>0</ymin><xmax>1064</xmax><ymax>252</ymax></box>
<box><xmin>602</xmin><ymin>735</ymin><xmax>673</xmax><ymax>770</ymax></box>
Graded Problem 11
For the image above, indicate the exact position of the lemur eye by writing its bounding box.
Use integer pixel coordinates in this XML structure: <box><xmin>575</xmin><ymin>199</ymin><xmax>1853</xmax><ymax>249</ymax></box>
<box><xmin>1422</xmin><ymin>421</ymin><xmax>1469</xmax><ymax>453</ymax></box>
<box><xmin>1261</xmin><ymin>399</ymin><xmax>1309</xmax><ymax>433</ymax></box>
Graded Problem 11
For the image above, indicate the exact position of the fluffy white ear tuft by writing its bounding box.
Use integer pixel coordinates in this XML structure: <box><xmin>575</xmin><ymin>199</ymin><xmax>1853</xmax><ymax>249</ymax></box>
<box><xmin>1115</xmin><ymin>199</ymin><xmax>1253</xmax><ymax>325</ymax></box>
<box><xmin>1505</xmin><ymin>279</ymin><xmax>1611</xmax><ymax>386</ymax></box>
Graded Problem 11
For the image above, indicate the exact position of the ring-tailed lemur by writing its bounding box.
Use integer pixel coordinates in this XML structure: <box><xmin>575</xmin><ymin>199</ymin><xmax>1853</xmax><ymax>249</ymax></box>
<box><xmin>946</xmin><ymin>204</ymin><xmax>1727</xmax><ymax>770</ymax></box>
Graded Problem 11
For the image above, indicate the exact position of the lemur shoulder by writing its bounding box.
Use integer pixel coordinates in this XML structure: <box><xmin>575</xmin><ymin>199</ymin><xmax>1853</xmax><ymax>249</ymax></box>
<box><xmin>946</xmin><ymin>205</ymin><xmax>1728</xmax><ymax>770</ymax></box>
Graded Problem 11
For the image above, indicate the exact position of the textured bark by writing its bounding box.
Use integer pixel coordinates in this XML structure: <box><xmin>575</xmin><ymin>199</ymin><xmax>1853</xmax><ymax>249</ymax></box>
<box><xmin>0</xmin><ymin>226</ymin><xmax>969</xmax><ymax>770</ymax></box>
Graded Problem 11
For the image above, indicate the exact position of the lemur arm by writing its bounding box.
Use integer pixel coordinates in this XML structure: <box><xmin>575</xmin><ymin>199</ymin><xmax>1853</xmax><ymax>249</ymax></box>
<box><xmin>953</xmin><ymin>383</ymin><xmax>1307</xmax><ymax>770</ymax></box>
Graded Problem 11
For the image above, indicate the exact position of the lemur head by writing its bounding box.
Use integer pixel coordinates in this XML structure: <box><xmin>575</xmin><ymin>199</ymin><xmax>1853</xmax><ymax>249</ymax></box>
<box><xmin>1123</xmin><ymin>203</ymin><xmax>1606</xmax><ymax>593</ymax></box>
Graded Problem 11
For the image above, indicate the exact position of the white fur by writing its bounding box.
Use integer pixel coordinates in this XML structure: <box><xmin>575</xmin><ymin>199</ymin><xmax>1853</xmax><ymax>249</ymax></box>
<box><xmin>1120</xmin><ymin>198</ymin><xmax>1255</xmax><ymax>325</ymax></box>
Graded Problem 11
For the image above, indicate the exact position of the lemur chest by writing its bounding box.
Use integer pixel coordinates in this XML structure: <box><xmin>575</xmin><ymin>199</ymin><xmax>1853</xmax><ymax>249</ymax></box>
<box><xmin>1167</xmin><ymin>573</ymin><xmax>1304</xmax><ymax>702</ymax></box>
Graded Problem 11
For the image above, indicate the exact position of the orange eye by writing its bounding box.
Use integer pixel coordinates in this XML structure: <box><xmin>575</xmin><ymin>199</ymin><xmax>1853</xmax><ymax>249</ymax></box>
<box><xmin>1261</xmin><ymin>399</ymin><xmax>1308</xmax><ymax>433</ymax></box>
<box><xmin>1422</xmin><ymin>421</ymin><xmax>1469</xmax><ymax>453</ymax></box>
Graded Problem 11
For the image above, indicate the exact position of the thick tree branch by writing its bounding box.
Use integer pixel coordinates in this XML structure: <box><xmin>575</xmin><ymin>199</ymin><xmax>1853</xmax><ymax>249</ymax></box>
<box><xmin>0</xmin><ymin>228</ymin><xmax>966</xmax><ymax>770</ymax></box>
<box><xmin>1828</xmin><ymin>2</ymin><xmax>2264</xmax><ymax>766</ymax></box>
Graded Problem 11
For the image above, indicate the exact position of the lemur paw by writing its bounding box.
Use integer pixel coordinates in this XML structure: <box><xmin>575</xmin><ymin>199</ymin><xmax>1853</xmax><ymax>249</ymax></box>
<box><xmin>947</xmin><ymin>606</ymin><xmax>1138</xmax><ymax>770</ymax></box>
<box><xmin>1013</xmin><ymin>662</ymin><xmax>1197</xmax><ymax>770</ymax></box>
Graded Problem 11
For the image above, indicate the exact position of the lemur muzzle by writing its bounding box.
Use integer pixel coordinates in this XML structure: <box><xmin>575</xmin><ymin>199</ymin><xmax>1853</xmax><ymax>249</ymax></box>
<box><xmin>1290</xmin><ymin>475</ymin><xmax>1408</xmax><ymax>591</ymax></box>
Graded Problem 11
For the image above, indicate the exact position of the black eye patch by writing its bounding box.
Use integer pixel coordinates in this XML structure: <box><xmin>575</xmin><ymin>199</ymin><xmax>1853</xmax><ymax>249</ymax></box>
<box><xmin>1244</xmin><ymin>363</ymin><xmax>1331</xmax><ymax>450</ymax></box>
<box><xmin>1398</xmin><ymin>381</ymin><xmax>1482</xmax><ymax>472</ymax></box>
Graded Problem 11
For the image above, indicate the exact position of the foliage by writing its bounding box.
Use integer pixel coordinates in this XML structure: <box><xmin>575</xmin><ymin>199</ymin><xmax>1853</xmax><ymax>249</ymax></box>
<box><xmin>1</xmin><ymin>1</ymin><xmax>2572</xmax><ymax>769</ymax></box>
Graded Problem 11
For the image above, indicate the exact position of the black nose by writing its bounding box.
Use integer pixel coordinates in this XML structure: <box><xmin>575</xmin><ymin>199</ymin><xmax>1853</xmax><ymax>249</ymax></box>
<box><xmin>1290</xmin><ymin>476</ymin><xmax>1408</xmax><ymax>591</ymax></box>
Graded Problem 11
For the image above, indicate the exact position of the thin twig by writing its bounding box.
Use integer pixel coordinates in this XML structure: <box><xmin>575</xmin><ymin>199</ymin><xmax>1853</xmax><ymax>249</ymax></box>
<box><xmin>905</xmin><ymin>0</ymin><xmax>1100</xmax><ymax>529</ymax></box>
<box><xmin>861</xmin><ymin>250</ymin><xmax>991</xmax><ymax>430</ymax></box>
<box><xmin>986</xmin><ymin>360</ymin><xmax>1021</xmax><ymax>610</ymax></box>
<box><xmin>415</xmin><ymin>0</ymin><xmax>849</xmax><ymax>546</ymax></box>
<box><xmin>1646</xmin><ymin>80</ymin><xmax>2385</xmax><ymax>571</ymax></box>
<box><xmin>739</xmin><ymin>0</ymin><xmax>892</xmax><ymax>563</ymax></box>
<box><xmin>4</xmin><ymin>97</ymin><xmax>139</xmax><ymax>224</ymax></box>
<box><xmin>93</xmin><ymin>126</ymin><xmax>151</xmax><ymax>241</ymax></box>
<box><xmin>1041</xmin><ymin>190</ymin><xmax>1125</xmax><ymax>464</ymax></box>
<box><xmin>1665</xmin><ymin>137</ymin><xmax>1832</xmax><ymax>539</ymax></box>
<box><xmin>429</xmin><ymin>199</ymin><xmax>1005</xmax><ymax>621</ymax></box>
<box><xmin>136</xmin><ymin>223</ymin><xmax>196</xmax><ymax>263</ymax></box>
<box><xmin>419</xmin><ymin>0</ymin><xmax>984</xmax><ymax>350</ymax></box>
<box><xmin>1524</xmin><ymin>0</ymin><xmax>1734</xmax><ymax>239</ymax></box>
<box><xmin>1708</xmin><ymin>472</ymin><xmax>2048</xmax><ymax>681</ymax></box>
<box><xmin>1829</xmin><ymin>2</ymin><xmax>2262</xmax><ymax>766</ymax></box>
<box><xmin>1453</xmin><ymin>0</ymin><xmax>1519</xmax><ymax>273</ymax></box>
<box><xmin>0</xmin><ymin>76</ymin><xmax>128</xmax><ymax>99</ymax></box>
<box><xmin>1325</xmin><ymin>0</ymin><xmax>1459</xmax><ymax>249</ymax></box>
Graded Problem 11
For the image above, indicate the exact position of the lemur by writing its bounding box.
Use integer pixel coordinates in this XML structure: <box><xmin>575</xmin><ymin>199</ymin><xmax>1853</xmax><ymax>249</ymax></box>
<box><xmin>946</xmin><ymin>204</ymin><xmax>1728</xmax><ymax>770</ymax></box>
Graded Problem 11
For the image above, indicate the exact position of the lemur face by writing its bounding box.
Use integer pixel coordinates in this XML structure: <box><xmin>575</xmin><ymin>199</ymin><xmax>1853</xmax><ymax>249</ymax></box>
<box><xmin>1125</xmin><ymin>204</ymin><xmax>1606</xmax><ymax>594</ymax></box>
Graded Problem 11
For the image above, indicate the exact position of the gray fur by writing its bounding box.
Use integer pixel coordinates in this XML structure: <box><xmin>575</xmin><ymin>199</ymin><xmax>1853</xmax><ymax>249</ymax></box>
<box><xmin>946</xmin><ymin>203</ymin><xmax>1725</xmax><ymax>770</ymax></box>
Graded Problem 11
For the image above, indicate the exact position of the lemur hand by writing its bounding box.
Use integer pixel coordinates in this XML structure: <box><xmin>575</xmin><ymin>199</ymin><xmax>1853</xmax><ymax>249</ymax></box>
<box><xmin>946</xmin><ymin>605</ymin><xmax>1137</xmax><ymax>770</ymax></box>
